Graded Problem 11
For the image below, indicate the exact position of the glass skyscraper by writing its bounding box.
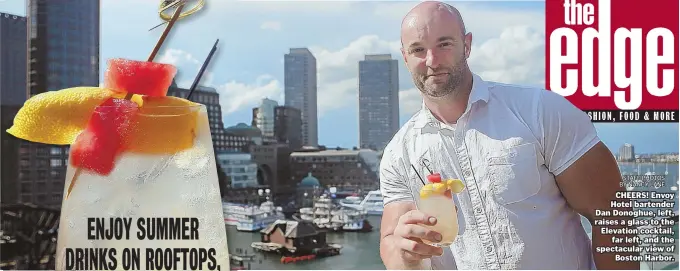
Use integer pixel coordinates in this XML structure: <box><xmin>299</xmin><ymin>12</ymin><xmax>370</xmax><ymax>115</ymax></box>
<box><xmin>358</xmin><ymin>54</ymin><xmax>399</xmax><ymax>151</ymax></box>
<box><xmin>28</xmin><ymin>0</ymin><xmax>100</xmax><ymax>96</ymax></box>
<box><xmin>284</xmin><ymin>48</ymin><xmax>318</xmax><ymax>147</ymax></box>
<box><xmin>0</xmin><ymin>12</ymin><xmax>27</xmax><ymax>106</ymax></box>
<box><xmin>1</xmin><ymin>12</ymin><xmax>27</xmax><ymax>205</ymax></box>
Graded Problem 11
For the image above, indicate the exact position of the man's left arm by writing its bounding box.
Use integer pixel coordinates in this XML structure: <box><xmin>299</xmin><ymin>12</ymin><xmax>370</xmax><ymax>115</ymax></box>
<box><xmin>540</xmin><ymin>90</ymin><xmax>639</xmax><ymax>270</ymax></box>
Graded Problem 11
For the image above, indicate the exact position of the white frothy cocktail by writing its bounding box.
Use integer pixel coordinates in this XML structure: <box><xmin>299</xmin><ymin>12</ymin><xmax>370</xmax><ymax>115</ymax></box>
<box><xmin>54</xmin><ymin>104</ymin><xmax>230</xmax><ymax>271</ymax></box>
<box><xmin>416</xmin><ymin>174</ymin><xmax>465</xmax><ymax>247</ymax></box>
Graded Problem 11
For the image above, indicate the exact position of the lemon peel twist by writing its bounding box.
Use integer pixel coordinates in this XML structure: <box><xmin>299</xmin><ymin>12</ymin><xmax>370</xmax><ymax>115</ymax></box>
<box><xmin>6</xmin><ymin>87</ymin><xmax>124</xmax><ymax>145</ymax></box>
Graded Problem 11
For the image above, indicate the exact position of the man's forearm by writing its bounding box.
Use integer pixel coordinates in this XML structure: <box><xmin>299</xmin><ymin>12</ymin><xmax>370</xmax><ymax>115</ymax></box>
<box><xmin>380</xmin><ymin>235</ymin><xmax>430</xmax><ymax>270</ymax></box>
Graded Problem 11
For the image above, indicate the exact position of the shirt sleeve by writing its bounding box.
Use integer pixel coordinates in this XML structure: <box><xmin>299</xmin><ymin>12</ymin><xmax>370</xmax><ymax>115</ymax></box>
<box><xmin>540</xmin><ymin>90</ymin><xmax>601</xmax><ymax>176</ymax></box>
<box><xmin>379</xmin><ymin>146</ymin><xmax>413</xmax><ymax>206</ymax></box>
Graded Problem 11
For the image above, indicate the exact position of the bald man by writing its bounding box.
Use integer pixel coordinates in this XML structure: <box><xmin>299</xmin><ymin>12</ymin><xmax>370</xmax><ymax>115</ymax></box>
<box><xmin>378</xmin><ymin>1</ymin><xmax>638</xmax><ymax>270</ymax></box>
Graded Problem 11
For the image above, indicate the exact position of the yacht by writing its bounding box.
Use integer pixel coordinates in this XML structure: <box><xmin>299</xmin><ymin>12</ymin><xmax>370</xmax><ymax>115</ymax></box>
<box><xmin>331</xmin><ymin>208</ymin><xmax>371</xmax><ymax>231</ymax></box>
<box><xmin>223</xmin><ymin>201</ymin><xmax>285</xmax><ymax>232</ymax></box>
<box><xmin>298</xmin><ymin>195</ymin><xmax>372</xmax><ymax>232</ymax></box>
<box><xmin>339</xmin><ymin>190</ymin><xmax>384</xmax><ymax>215</ymax></box>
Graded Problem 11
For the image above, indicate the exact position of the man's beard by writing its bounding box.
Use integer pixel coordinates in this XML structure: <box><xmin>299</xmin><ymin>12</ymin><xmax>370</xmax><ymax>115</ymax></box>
<box><xmin>414</xmin><ymin>59</ymin><xmax>466</xmax><ymax>99</ymax></box>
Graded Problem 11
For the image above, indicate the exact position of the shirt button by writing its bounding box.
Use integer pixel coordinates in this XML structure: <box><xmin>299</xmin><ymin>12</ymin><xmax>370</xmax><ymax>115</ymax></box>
<box><xmin>486</xmin><ymin>247</ymin><xmax>493</xmax><ymax>253</ymax></box>
<box><xmin>475</xmin><ymin>208</ymin><xmax>483</xmax><ymax>214</ymax></box>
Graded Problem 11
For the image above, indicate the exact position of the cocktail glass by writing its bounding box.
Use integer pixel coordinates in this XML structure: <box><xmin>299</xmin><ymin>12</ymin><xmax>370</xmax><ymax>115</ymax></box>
<box><xmin>54</xmin><ymin>103</ymin><xmax>230</xmax><ymax>271</ymax></box>
<box><xmin>416</xmin><ymin>181</ymin><xmax>461</xmax><ymax>247</ymax></box>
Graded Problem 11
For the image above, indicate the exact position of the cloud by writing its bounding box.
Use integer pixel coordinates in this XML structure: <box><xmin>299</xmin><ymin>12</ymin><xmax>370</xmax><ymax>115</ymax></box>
<box><xmin>399</xmin><ymin>87</ymin><xmax>423</xmax><ymax>117</ymax></box>
<box><xmin>152</xmin><ymin>49</ymin><xmax>282</xmax><ymax>116</ymax></box>
<box><xmin>468</xmin><ymin>25</ymin><xmax>545</xmax><ymax>86</ymax></box>
<box><xmin>260</xmin><ymin>21</ymin><xmax>282</xmax><ymax>31</ymax></box>
<box><xmin>157</xmin><ymin>49</ymin><xmax>201</xmax><ymax>67</ymax></box>
<box><xmin>311</xmin><ymin>35</ymin><xmax>400</xmax><ymax>81</ymax></box>
<box><xmin>309</xmin><ymin>35</ymin><xmax>401</xmax><ymax>114</ymax></box>
<box><xmin>155</xmin><ymin>48</ymin><xmax>216</xmax><ymax>88</ymax></box>
<box><xmin>215</xmin><ymin>75</ymin><xmax>284</xmax><ymax>114</ymax></box>
<box><xmin>153</xmin><ymin>48</ymin><xmax>275</xmax><ymax>115</ymax></box>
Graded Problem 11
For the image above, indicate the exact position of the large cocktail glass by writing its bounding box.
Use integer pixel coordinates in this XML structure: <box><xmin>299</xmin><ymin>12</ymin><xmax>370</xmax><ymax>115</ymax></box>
<box><xmin>416</xmin><ymin>184</ymin><xmax>459</xmax><ymax>247</ymax></box>
<box><xmin>55</xmin><ymin>104</ymin><xmax>230</xmax><ymax>271</ymax></box>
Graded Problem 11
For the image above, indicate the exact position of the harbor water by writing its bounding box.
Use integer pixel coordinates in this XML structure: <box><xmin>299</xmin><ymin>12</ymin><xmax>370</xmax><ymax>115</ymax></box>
<box><xmin>225</xmin><ymin>163</ymin><xmax>678</xmax><ymax>270</ymax></box>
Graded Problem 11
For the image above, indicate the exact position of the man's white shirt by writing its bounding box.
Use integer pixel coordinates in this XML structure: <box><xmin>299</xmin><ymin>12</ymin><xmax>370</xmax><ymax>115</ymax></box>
<box><xmin>380</xmin><ymin>74</ymin><xmax>599</xmax><ymax>269</ymax></box>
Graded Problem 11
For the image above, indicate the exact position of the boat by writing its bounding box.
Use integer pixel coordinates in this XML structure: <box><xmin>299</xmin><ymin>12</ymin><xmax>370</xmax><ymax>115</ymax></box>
<box><xmin>298</xmin><ymin>195</ymin><xmax>372</xmax><ymax>232</ymax></box>
<box><xmin>339</xmin><ymin>190</ymin><xmax>384</xmax><ymax>215</ymax></box>
<box><xmin>331</xmin><ymin>208</ymin><xmax>371</xmax><ymax>231</ymax></box>
<box><xmin>252</xmin><ymin>219</ymin><xmax>342</xmax><ymax>259</ymax></box>
<box><xmin>223</xmin><ymin>201</ymin><xmax>285</xmax><ymax>232</ymax></box>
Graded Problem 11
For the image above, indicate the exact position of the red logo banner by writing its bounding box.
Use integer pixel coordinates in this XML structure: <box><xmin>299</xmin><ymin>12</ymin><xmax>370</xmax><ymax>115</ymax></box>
<box><xmin>546</xmin><ymin>0</ymin><xmax>679</xmax><ymax>122</ymax></box>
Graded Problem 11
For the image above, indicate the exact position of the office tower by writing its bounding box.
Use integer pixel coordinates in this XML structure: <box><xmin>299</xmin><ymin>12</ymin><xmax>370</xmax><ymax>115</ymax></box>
<box><xmin>274</xmin><ymin>106</ymin><xmax>302</xmax><ymax>150</ymax></box>
<box><xmin>17</xmin><ymin>0</ymin><xmax>100</xmax><ymax>208</ymax></box>
<box><xmin>358</xmin><ymin>54</ymin><xmax>399</xmax><ymax>151</ymax></box>
<box><xmin>1</xmin><ymin>12</ymin><xmax>27</xmax><ymax>106</ymax></box>
<box><xmin>28</xmin><ymin>0</ymin><xmax>100</xmax><ymax>96</ymax></box>
<box><xmin>284</xmin><ymin>48</ymin><xmax>317</xmax><ymax>147</ymax></box>
<box><xmin>0</xmin><ymin>12</ymin><xmax>27</xmax><ymax>204</ymax></box>
<box><xmin>252</xmin><ymin>98</ymin><xmax>279</xmax><ymax>142</ymax></box>
<box><xmin>619</xmin><ymin>143</ymin><xmax>635</xmax><ymax>162</ymax></box>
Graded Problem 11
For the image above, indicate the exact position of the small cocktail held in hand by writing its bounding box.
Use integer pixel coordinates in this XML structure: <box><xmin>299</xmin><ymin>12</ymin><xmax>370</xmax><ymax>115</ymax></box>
<box><xmin>416</xmin><ymin>172</ymin><xmax>465</xmax><ymax>247</ymax></box>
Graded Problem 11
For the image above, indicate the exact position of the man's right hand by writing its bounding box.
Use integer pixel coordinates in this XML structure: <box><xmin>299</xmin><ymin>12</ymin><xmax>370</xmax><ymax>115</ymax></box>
<box><xmin>383</xmin><ymin>208</ymin><xmax>445</xmax><ymax>268</ymax></box>
<box><xmin>395</xmin><ymin>210</ymin><xmax>445</xmax><ymax>261</ymax></box>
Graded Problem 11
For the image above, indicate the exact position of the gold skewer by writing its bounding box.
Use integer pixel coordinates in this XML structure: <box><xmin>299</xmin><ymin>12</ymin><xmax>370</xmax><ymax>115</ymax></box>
<box><xmin>159</xmin><ymin>0</ymin><xmax>205</xmax><ymax>21</ymax></box>
<box><xmin>148</xmin><ymin>2</ymin><xmax>185</xmax><ymax>62</ymax></box>
<box><xmin>65</xmin><ymin>168</ymin><xmax>82</xmax><ymax>199</ymax></box>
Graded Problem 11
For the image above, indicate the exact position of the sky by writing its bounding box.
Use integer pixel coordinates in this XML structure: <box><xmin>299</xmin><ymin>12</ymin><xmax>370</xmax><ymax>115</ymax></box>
<box><xmin>1</xmin><ymin>0</ymin><xmax>678</xmax><ymax>154</ymax></box>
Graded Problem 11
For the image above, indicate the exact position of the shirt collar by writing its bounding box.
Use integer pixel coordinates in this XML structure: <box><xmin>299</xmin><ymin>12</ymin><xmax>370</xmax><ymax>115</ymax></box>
<box><xmin>413</xmin><ymin>73</ymin><xmax>490</xmax><ymax>129</ymax></box>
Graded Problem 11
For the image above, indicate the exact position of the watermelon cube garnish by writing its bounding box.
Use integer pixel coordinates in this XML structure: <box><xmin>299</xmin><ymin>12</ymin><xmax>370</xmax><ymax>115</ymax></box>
<box><xmin>104</xmin><ymin>58</ymin><xmax>177</xmax><ymax>97</ymax></box>
<box><xmin>70</xmin><ymin>98</ymin><xmax>139</xmax><ymax>175</ymax></box>
<box><xmin>427</xmin><ymin>173</ymin><xmax>441</xmax><ymax>183</ymax></box>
